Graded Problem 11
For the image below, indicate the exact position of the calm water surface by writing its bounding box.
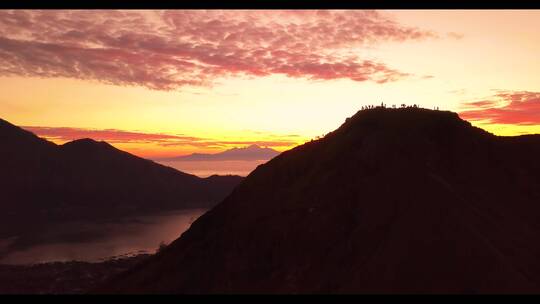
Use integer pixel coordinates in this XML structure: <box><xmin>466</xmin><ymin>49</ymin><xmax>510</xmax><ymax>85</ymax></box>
<box><xmin>156</xmin><ymin>160</ymin><xmax>266</xmax><ymax>177</ymax></box>
<box><xmin>0</xmin><ymin>209</ymin><xmax>207</xmax><ymax>265</ymax></box>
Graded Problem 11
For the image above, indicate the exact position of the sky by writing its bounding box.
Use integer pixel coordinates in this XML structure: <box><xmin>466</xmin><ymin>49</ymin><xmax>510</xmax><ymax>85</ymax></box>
<box><xmin>1</xmin><ymin>10</ymin><xmax>540</xmax><ymax>159</ymax></box>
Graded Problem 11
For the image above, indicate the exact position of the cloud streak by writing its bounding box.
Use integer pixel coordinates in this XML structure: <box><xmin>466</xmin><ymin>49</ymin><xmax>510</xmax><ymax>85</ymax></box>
<box><xmin>459</xmin><ymin>91</ymin><xmax>540</xmax><ymax>125</ymax></box>
<box><xmin>23</xmin><ymin>125</ymin><xmax>300</xmax><ymax>150</ymax></box>
<box><xmin>0</xmin><ymin>10</ymin><xmax>436</xmax><ymax>90</ymax></box>
<box><xmin>23</xmin><ymin>126</ymin><xmax>200</xmax><ymax>144</ymax></box>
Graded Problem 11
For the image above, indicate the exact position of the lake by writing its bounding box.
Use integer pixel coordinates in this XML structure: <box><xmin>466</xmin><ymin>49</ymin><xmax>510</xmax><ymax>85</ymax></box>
<box><xmin>0</xmin><ymin>209</ymin><xmax>207</xmax><ymax>265</ymax></box>
<box><xmin>155</xmin><ymin>160</ymin><xmax>267</xmax><ymax>177</ymax></box>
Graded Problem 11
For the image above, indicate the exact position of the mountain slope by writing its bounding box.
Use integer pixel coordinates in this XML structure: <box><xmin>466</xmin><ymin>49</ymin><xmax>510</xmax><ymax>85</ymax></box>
<box><xmin>0</xmin><ymin>118</ymin><xmax>243</xmax><ymax>240</ymax></box>
<box><xmin>157</xmin><ymin>144</ymin><xmax>280</xmax><ymax>161</ymax></box>
<box><xmin>97</xmin><ymin>107</ymin><xmax>540</xmax><ymax>294</ymax></box>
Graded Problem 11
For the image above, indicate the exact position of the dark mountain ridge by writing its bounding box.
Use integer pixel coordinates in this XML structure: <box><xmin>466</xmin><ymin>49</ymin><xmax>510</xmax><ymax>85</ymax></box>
<box><xmin>0</xmin><ymin>118</ymin><xmax>243</xmax><ymax>242</ymax></box>
<box><xmin>97</xmin><ymin>107</ymin><xmax>540</xmax><ymax>294</ymax></box>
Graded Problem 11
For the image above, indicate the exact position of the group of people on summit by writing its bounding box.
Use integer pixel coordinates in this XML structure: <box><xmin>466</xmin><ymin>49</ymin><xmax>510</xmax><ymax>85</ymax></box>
<box><xmin>361</xmin><ymin>103</ymin><xmax>439</xmax><ymax>111</ymax></box>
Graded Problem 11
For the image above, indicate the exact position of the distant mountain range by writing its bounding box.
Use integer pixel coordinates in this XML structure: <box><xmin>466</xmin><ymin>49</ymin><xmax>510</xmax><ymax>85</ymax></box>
<box><xmin>155</xmin><ymin>144</ymin><xmax>280</xmax><ymax>162</ymax></box>
<box><xmin>0</xmin><ymin>118</ymin><xmax>243</xmax><ymax>246</ymax></box>
<box><xmin>98</xmin><ymin>107</ymin><xmax>540</xmax><ymax>294</ymax></box>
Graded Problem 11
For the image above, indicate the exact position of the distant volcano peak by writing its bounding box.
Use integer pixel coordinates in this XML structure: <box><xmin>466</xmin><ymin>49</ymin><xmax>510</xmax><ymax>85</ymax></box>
<box><xmin>156</xmin><ymin>143</ymin><xmax>280</xmax><ymax>162</ymax></box>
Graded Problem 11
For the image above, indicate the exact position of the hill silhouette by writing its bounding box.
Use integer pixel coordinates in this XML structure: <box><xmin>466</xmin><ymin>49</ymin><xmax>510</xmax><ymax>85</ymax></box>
<box><xmin>156</xmin><ymin>144</ymin><xmax>280</xmax><ymax>162</ymax></box>
<box><xmin>0</xmin><ymin>118</ymin><xmax>243</xmax><ymax>243</ymax></box>
<box><xmin>97</xmin><ymin>107</ymin><xmax>540</xmax><ymax>294</ymax></box>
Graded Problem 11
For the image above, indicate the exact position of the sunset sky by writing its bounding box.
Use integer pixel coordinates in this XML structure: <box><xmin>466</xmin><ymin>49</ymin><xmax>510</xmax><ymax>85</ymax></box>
<box><xmin>1</xmin><ymin>10</ymin><xmax>540</xmax><ymax>158</ymax></box>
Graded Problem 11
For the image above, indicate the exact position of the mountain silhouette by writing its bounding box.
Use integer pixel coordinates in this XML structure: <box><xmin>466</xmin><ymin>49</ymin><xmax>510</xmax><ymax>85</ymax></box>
<box><xmin>156</xmin><ymin>144</ymin><xmax>280</xmax><ymax>161</ymax></box>
<box><xmin>97</xmin><ymin>107</ymin><xmax>540</xmax><ymax>294</ymax></box>
<box><xmin>0</xmin><ymin>118</ymin><xmax>243</xmax><ymax>242</ymax></box>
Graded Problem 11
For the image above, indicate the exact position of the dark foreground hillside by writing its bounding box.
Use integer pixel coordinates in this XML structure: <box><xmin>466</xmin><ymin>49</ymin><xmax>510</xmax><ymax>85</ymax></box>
<box><xmin>0</xmin><ymin>254</ymin><xmax>150</xmax><ymax>294</ymax></box>
<box><xmin>97</xmin><ymin>107</ymin><xmax>540</xmax><ymax>294</ymax></box>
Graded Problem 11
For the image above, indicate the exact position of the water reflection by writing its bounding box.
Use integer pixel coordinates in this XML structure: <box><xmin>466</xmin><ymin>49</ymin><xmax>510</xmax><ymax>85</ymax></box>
<box><xmin>0</xmin><ymin>209</ymin><xmax>207</xmax><ymax>265</ymax></box>
<box><xmin>155</xmin><ymin>160</ymin><xmax>266</xmax><ymax>177</ymax></box>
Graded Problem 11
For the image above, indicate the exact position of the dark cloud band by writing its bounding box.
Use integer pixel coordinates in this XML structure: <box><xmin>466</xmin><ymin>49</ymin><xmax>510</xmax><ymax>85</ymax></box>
<box><xmin>23</xmin><ymin>125</ymin><xmax>300</xmax><ymax>149</ymax></box>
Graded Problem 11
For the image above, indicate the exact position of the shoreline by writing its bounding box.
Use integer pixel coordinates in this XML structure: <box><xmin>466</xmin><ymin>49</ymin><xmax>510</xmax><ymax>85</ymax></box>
<box><xmin>0</xmin><ymin>254</ymin><xmax>151</xmax><ymax>294</ymax></box>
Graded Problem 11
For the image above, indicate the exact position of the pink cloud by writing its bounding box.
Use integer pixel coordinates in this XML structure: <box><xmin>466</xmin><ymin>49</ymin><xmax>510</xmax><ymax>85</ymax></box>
<box><xmin>0</xmin><ymin>10</ymin><xmax>436</xmax><ymax>90</ymax></box>
<box><xmin>459</xmin><ymin>91</ymin><xmax>540</xmax><ymax>125</ymax></box>
<box><xmin>447</xmin><ymin>32</ymin><xmax>464</xmax><ymax>40</ymax></box>
<box><xmin>461</xmin><ymin>100</ymin><xmax>499</xmax><ymax>108</ymax></box>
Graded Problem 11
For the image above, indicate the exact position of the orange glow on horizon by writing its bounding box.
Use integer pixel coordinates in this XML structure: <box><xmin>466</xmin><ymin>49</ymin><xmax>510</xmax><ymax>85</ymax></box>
<box><xmin>2</xmin><ymin>10</ymin><xmax>540</xmax><ymax>162</ymax></box>
<box><xmin>22</xmin><ymin>125</ymin><xmax>307</xmax><ymax>159</ymax></box>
